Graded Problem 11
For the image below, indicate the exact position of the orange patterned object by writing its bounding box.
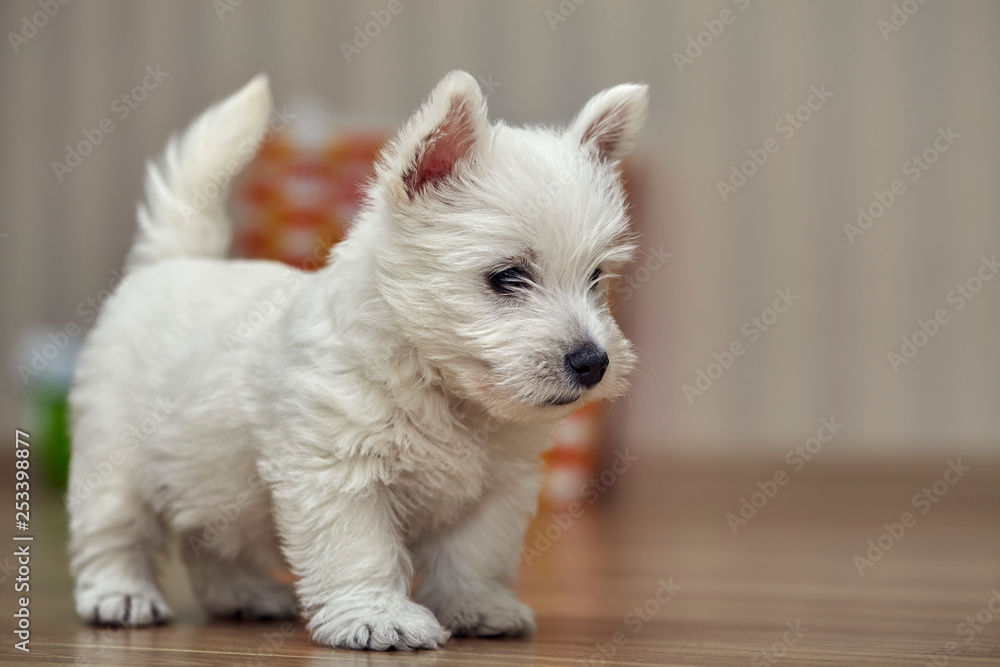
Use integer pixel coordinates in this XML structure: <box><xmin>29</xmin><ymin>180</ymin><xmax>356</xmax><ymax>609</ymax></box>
<box><xmin>231</xmin><ymin>125</ymin><xmax>388</xmax><ymax>270</ymax></box>
<box><xmin>541</xmin><ymin>402</ymin><xmax>605</xmax><ymax>508</ymax></box>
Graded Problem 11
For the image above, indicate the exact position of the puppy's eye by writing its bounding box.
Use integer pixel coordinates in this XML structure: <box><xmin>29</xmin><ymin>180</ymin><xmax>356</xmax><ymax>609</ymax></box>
<box><xmin>589</xmin><ymin>267</ymin><xmax>602</xmax><ymax>291</ymax></box>
<box><xmin>489</xmin><ymin>267</ymin><xmax>531</xmax><ymax>295</ymax></box>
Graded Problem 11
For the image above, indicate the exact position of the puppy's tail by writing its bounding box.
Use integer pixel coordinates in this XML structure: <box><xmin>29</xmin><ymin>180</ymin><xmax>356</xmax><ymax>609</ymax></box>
<box><xmin>126</xmin><ymin>74</ymin><xmax>274</xmax><ymax>271</ymax></box>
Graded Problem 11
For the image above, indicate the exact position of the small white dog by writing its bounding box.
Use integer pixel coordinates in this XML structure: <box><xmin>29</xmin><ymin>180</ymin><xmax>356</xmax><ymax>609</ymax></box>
<box><xmin>67</xmin><ymin>71</ymin><xmax>647</xmax><ymax>650</ymax></box>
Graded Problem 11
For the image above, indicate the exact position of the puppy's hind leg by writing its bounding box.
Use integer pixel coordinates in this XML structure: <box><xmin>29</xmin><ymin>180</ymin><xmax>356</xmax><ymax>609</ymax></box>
<box><xmin>68</xmin><ymin>475</ymin><xmax>173</xmax><ymax>627</ymax></box>
<box><xmin>182</xmin><ymin>537</ymin><xmax>298</xmax><ymax>621</ymax></box>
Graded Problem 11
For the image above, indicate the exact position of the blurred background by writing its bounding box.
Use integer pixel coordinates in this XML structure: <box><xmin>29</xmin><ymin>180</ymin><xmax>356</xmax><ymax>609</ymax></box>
<box><xmin>2</xmin><ymin>0</ymin><xmax>998</xmax><ymax>486</ymax></box>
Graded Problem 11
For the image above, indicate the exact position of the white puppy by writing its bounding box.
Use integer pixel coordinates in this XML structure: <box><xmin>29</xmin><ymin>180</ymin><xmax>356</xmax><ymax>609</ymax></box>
<box><xmin>67</xmin><ymin>71</ymin><xmax>647</xmax><ymax>650</ymax></box>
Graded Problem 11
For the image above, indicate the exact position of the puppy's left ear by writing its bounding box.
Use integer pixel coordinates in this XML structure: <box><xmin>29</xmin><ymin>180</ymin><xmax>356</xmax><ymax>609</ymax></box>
<box><xmin>389</xmin><ymin>71</ymin><xmax>487</xmax><ymax>202</ymax></box>
<box><xmin>567</xmin><ymin>83</ymin><xmax>649</xmax><ymax>164</ymax></box>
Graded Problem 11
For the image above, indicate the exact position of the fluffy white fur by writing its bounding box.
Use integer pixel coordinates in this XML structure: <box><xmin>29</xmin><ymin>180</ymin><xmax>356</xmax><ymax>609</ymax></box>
<box><xmin>67</xmin><ymin>71</ymin><xmax>648</xmax><ymax>650</ymax></box>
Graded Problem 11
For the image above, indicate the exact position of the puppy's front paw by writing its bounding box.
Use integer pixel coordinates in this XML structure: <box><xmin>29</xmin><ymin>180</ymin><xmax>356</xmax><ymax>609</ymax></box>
<box><xmin>309</xmin><ymin>597</ymin><xmax>450</xmax><ymax>650</ymax></box>
<box><xmin>435</xmin><ymin>591</ymin><xmax>536</xmax><ymax>638</ymax></box>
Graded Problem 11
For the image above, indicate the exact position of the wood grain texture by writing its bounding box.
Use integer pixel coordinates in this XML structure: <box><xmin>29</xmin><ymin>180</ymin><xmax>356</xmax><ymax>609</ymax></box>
<box><xmin>3</xmin><ymin>455</ymin><xmax>999</xmax><ymax>665</ymax></box>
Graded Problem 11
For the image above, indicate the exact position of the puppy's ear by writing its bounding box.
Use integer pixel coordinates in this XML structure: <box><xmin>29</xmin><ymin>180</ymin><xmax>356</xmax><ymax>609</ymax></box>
<box><xmin>390</xmin><ymin>71</ymin><xmax>487</xmax><ymax>202</ymax></box>
<box><xmin>567</xmin><ymin>83</ymin><xmax>648</xmax><ymax>164</ymax></box>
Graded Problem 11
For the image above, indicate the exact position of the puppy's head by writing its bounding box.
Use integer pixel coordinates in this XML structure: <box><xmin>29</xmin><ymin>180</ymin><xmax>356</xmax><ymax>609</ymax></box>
<box><xmin>370</xmin><ymin>71</ymin><xmax>648</xmax><ymax>423</ymax></box>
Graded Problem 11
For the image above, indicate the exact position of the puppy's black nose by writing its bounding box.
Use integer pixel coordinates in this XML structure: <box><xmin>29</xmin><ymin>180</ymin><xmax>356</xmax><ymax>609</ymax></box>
<box><xmin>565</xmin><ymin>343</ymin><xmax>609</xmax><ymax>389</ymax></box>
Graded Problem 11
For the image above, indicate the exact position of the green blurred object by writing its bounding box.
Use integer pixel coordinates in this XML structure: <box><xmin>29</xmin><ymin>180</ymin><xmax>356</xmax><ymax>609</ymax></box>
<box><xmin>17</xmin><ymin>328</ymin><xmax>80</xmax><ymax>491</ymax></box>
<box><xmin>30</xmin><ymin>382</ymin><xmax>72</xmax><ymax>489</ymax></box>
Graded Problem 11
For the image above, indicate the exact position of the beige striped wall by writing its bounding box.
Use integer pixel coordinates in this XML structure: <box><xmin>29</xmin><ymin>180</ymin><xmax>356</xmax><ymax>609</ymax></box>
<box><xmin>2</xmin><ymin>0</ymin><xmax>998</xmax><ymax>456</ymax></box>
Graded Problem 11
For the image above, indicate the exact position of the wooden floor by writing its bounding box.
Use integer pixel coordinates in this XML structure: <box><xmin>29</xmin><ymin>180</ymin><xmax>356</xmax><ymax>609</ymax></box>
<box><xmin>3</xmin><ymin>455</ymin><xmax>999</xmax><ymax>665</ymax></box>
